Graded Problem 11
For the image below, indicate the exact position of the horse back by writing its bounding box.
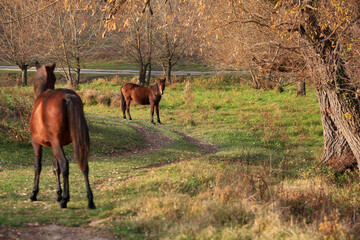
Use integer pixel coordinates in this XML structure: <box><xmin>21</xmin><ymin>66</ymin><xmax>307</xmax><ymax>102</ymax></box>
<box><xmin>30</xmin><ymin>89</ymin><xmax>78</xmax><ymax>146</ymax></box>
<box><xmin>122</xmin><ymin>83</ymin><xmax>152</xmax><ymax>105</ymax></box>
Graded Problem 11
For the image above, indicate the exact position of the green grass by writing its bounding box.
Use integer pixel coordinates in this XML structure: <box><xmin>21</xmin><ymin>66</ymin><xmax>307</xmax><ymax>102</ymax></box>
<box><xmin>1</xmin><ymin>74</ymin><xmax>359</xmax><ymax>239</ymax></box>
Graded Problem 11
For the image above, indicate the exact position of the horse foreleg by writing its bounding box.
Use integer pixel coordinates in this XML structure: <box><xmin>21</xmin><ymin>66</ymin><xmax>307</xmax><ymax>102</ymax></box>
<box><xmin>155</xmin><ymin>104</ymin><xmax>161</xmax><ymax>124</ymax></box>
<box><xmin>52</xmin><ymin>144</ymin><xmax>70</xmax><ymax>209</ymax></box>
<box><xmin>126</xmin><ymin>100</ymin><xmax>132</xmax><ymax>120</ymax></box>
<box><xmin>29</xmin><ymin>139</ymin><xmax>42</xmax><ymax>201</ymax></box>
<box><xmin>52</xmin><ymin>157</ymin><xmax>62</xmax><ymax>202</ymax></box>
<box><xmin>150</xmin><ymin>104</ymin><xmax>155</xmax><ymax>125</ymax></box>
<box><xmin>82</xmin><ymin>165</ymin><xmax>96</xmax><ymax>209</ymax></box>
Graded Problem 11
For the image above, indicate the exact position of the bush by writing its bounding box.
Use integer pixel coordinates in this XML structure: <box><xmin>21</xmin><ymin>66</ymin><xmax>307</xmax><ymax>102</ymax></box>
<box><xmin>82</xmin><ymin>89</ymin><xmax>98</xmax><ymax>105</ymax></box>
<box><xmin>110</xmin><ymin>93</ymin><xmax>122</xmax><ymax>108</ymax></box>
<box><xmin>0</xmin><ymin>88</ymin><xmax>33</xmax><ymax>143</ymax></box>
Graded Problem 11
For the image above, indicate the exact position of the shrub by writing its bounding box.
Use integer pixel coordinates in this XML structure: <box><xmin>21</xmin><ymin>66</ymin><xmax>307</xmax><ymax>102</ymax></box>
<box><xmin>110</xmin><ymin>93</ymin><xmax>122</xmax><ymax>108</ymax></box>
<box><xmin>96</xmin><ymin>94</ymin><xmax>111</xmax><ymax>106</ymax></box>
<box><xmin>82</xmin><ymin>89</ymin><xmax>98</xmax><ymax>105</ymax></box>
<box><xmin>111</xmin><ymin>75</ymin><xmax>129</xmax><ymax>85</ymax></box>
<box><xmin>0</xmin><ymin>88</ymin><xmax>33</xmax><ymax>143</ymax></box>
<box><xmin>92</xmin><ymin>78</ymin><xmax>108</xmax><ymax>85</ymax></box>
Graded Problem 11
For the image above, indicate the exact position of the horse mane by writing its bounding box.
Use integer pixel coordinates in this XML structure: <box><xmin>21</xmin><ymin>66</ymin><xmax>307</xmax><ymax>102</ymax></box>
<box><xmin>33</xmin><ymin>62</ymin><xmax>56</xmax><ymax>98</ymax></box>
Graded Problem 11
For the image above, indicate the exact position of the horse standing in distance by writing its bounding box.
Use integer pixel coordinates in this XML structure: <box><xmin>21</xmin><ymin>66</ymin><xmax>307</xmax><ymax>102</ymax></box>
<box><xmin>29</xmin><ymin>62</ymin><xmax>95</xmax><ymax>209</ymax></box>
<box><xmin>120</xmin><ymin>78</ymin><xmax>166</xmax><ymax>124</ymax></box>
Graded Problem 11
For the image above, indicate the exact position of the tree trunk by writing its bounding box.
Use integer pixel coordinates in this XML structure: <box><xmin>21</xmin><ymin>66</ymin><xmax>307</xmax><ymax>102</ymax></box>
<box><xmin>296</xmin><ymin>80</ymin><xmax>306</xmax><ymax>97</ymax></box>
<box><xmin>20</xmin><ymin>65</ymin><xmax>28</xmax><ymax>86</ymax></box>
<box><xmin>75</xmin><ymin>68</ymin><xmax>80</xmax><ymax>88</ymax></box>
<box><xmin>166</xmin><ymin>61</ymin><xmax>172</xmax><ymax>84</ymax></box>
<box><xmin>317</xmin><ymin>87</ymin><xmax>357</xmax><ymax>171</ymax></box>
<box><xmin>75</xmin><ymin>56</ymin><xmax>81</xmax><ymax>87</ymax></box>
<box><xmin>138</xmin><ymin>62</ymin><xmax>146</xmax><ymax>85</ymax></box>
<box><xmin>146</xmin><ymin>62</ymin><xmax>152</xmax><ymax>85</ymax></box>
<box><xmin>65</xmin><ymin>66</ymin><xmax>73</xmax><ymax>87</ymax></box>
<box><xmin>250</xmin><ymin>70</ymin><xmax>260</xmax><ymax>89</ymax></box>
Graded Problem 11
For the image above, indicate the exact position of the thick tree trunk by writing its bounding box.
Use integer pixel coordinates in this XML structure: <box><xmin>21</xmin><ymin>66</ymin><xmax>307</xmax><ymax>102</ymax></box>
<box><xmin>317</xmin><ymin>87</ymin><xmax>357</xmax><ymax>171</ymax></box>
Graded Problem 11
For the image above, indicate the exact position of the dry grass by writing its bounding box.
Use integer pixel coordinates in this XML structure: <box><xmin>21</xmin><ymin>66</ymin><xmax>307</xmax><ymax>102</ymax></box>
<box><xmin>110</xmin><ymin>93</ymin><xmax>122</xmax><ymax>108</ymax></box>
<box><xmin>182</xmin><ymin>80</ymin><xmax>196</xmax><ymax>126</ymax></box>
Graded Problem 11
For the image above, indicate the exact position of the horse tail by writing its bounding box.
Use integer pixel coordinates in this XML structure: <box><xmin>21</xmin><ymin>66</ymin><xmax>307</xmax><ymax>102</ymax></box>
<box><xmin>120</xmin><ymin>86</ymin><xmax>126</xmax><ymax>112</ymax></box>
<box><xmin>66</xmin><ymin>94</ymin><xmax>90</xmax><ymax>172</ymax></box>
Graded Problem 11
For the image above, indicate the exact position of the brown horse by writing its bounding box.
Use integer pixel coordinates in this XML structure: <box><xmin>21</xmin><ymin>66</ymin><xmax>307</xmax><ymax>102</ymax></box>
<box><xmin>29</xmin><ymin>62</ymin><xmax>95</xmax><ymax>209</ymax></box>
<box><xmin>120</xmin><ymin>78</ymin><xmax>166</xmax><ymax>124</ymax></box>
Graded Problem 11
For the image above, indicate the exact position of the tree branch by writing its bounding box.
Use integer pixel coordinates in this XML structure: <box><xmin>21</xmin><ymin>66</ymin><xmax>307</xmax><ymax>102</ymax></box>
<box><xmin>0</xmin><ymin>0</ymin><xmax>60</xmax><ymax>25</ymax></box>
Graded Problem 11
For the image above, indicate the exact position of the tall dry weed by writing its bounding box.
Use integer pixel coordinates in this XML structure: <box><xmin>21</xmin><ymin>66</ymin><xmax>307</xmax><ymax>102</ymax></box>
<box><xmin>182</xmin><ymin>80</ymin><xmax>196</xmax><ymax>126</ymax></box>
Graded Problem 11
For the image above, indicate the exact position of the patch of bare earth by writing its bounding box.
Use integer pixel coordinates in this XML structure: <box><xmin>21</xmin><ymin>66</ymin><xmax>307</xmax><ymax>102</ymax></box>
<box><xmin>0</xmin><ymin>124</ymin><xmax>217</xmax><ymax>240</ymax></box>
<box><xmin>116</xmin><ymin>122</ymin><xmax>174</xmax><ymax>157</ymax></box>
<box><xmin>0</xmin><ymin>224</ymin><xmax>115</xmax><ymax>240</ymax></box>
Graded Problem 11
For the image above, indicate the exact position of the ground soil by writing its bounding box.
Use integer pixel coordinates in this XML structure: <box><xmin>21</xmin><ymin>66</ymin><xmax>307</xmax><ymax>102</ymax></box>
<box><xmin>0</xmin><ymin>124</ymin><xmax>216</xmax><ymax>240</ymax></box>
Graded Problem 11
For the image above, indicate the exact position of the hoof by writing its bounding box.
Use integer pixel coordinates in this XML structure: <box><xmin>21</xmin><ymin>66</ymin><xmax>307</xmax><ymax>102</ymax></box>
<box><xmin>56</xmin><ymin>196</ymin><xmax>62</xmax><ymax>202</ymax></box>
<box><xmin>29</xmin><ymin>194</ymin><xmax>37</xmax><ymax>202</ymax></box>
<box><xmin>151</xmin><ymin>121</ymin><xmax>156</xmax><ymax>125</ymax></box>
<box><xmin>88</xmin><ymin>201</ymin><xmax>96</xmax><ymax>210</ymax></box>
<box><xmin>59</xmin><ymin>201</ymin><xmax>68</xmax><ymax>209</ymax></box>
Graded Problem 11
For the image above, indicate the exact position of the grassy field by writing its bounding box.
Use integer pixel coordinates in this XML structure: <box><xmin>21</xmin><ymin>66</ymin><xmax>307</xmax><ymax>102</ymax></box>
<box><xmin>1</xmin><ymin>74</ymin><xmax>360</xmax><ymax>239</ymax></box>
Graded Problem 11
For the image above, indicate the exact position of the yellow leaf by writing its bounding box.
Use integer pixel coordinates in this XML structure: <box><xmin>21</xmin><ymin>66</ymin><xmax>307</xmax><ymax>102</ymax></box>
<box><xmin>274</xmin><ymin>0</ymin><xmax>281</xmax><ymax>9</ymax></box>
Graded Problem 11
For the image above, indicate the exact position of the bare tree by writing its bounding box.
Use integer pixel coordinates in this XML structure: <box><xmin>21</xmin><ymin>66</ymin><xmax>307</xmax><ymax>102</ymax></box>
<box><xmin>153</xmin><ymin>0</ymin><xmax>199</xmax><ymax>83</ymax></box>
<box><xmin>0</xmin><ymin>0</ymin><xmax>47</xmax><ymax>85</ymax></box>
<box><xmin>44</xmin><ymin>0</ymin><xmax>104</xmax><ymax>87</ymax></box>
<box><xmin>113</xmin><ymin>6</ymin><xmax>154</xmax><ymax>85</ymax></box>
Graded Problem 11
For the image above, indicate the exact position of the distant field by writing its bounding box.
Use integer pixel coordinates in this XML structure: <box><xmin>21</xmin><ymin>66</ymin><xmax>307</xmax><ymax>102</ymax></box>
<box><xmin>1</xmin><ymin>74</ymin><xmax>358</xmax><ymax>239</ymax></box>
<box><xmin>85</xmin><ymin>59</ymin><xmax>215</xmax><ymax>72</ymax></box>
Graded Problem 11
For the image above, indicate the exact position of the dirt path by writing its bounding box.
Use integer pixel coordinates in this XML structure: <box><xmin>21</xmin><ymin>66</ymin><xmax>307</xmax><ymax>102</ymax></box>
<box><xmin>0</xmin><ymin>224</ymin><xmax>115</xmax><ymax>240</ymax></box>
<box><xmin>113</xmin><ymin>122</ymin><xmax>174</xmax><ymax>157</ymax></box>
<box><xmin>0</xmin><ymin>123</ymin><xmax>217</xmax><ymax>240</ymax></box>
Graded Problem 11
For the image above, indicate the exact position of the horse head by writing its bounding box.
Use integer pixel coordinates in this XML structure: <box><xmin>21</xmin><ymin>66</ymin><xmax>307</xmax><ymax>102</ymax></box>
<box><xmin>158</xmin><ymin>78</ymin><xmax>166</xmax><ymax>95</ymax></box>
<box><xmin>33</xmin><ymin>62</ymin><xmax>56</xmax><ymax>98</ymax></box>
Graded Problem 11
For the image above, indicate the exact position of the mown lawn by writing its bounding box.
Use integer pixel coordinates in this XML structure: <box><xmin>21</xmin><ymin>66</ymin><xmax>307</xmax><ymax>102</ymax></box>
<box><xmin>1</xmin><ymin>74</ymin><xmax>360</xmax><ymax>239</ymax></box>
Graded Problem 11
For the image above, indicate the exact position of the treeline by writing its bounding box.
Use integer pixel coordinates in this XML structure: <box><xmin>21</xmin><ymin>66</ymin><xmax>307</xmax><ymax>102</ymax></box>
<box><xmin>0</xmin><ymin>0</ymin><xmax>201</xmax><ymax>87</ymax></box>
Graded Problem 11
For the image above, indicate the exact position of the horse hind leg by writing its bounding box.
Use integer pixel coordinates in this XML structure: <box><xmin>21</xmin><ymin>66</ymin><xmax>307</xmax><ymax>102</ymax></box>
<box><xmin>126</xmin><ymin>100</ymin><xmax>132</xmax><ymax>120</ymax></box>
<box><xmin>121</xmin><ymin>99</ymin><xmax>127</xmax><ymax>120</ymax></box>
<box><xmin>82</xmin><ymin>165</ymin><xmax>96</xmax><ymax>209</ymax></box>
<box><xmin>122</xmin><ymin>105</ymin><xmax>127</xmax><ymax>120</ymax></box>
<box><xmin>29</xmin><ymin>139</ymin><xmax>42</xmax><ymax>201</ymax></box>
<box><xmin>52</xmin><ymin>144</ymin><xmax>70</xmax><ymax>208</ymax></box>
<box><xmin>53</xmin><ymin>157</ymin><xmax>62</xmax><ymax>202</ymax></box>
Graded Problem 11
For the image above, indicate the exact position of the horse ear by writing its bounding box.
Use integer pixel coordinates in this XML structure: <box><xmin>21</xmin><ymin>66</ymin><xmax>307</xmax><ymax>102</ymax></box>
<box><xmin>35</xmin><ymin>61</ymin><xmax>41</xmax><ymax>69</ymax></box>
<box><xmin>50</xmin><ymin>63</ymin><xmax>56</xmax><ymax>72</ymax></box>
